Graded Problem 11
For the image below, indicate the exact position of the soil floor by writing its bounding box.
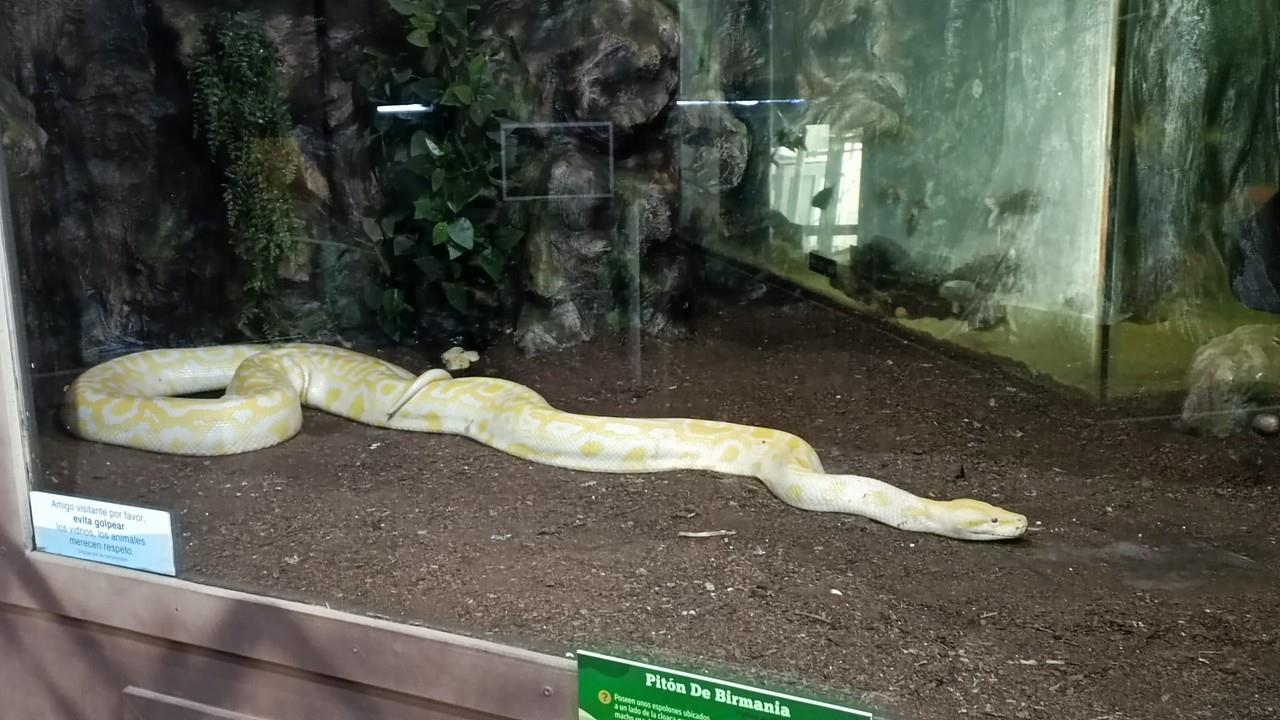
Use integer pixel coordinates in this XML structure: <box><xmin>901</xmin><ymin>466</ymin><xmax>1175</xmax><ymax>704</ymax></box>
<box><xmin>30</xmin><ymin>298</ymin><xmax>1280</xmax><ymax>720</ymax></box>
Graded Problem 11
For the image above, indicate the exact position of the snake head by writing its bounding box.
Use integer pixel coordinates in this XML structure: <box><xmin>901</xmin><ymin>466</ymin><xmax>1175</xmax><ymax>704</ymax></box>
<box><xmin>939</xmin><ymin>498</ymin><xmax>1028</xmax><ymax>540</ymax></box>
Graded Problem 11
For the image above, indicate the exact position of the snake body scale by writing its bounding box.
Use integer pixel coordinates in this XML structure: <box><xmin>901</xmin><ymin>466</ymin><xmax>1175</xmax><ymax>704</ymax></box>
<box><xmin>60</xmin><ymin>343</ymin><xmax>1029</xmax><ymax>541</ymax></box>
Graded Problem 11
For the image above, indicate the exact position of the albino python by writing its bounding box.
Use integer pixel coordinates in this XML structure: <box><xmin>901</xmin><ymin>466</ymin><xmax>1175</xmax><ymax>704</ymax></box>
<box><xmin>60</xmin><ymin>343</ymin><xmax>1028</xmax><ymax>541</ymax></box>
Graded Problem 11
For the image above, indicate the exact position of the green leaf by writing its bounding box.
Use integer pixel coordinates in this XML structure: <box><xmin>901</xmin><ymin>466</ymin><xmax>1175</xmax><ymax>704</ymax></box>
<box><xmin>467</xmin><ymin>55</ymin><xmax>487</xmax><ymax>80</ymax></box>
<box><xmin>411</xmin><ymin>130</ymin><xmax>430</xmax><ymax>156</ymax></box>
<box><xmin>377</xmin><ymin>312</ymin><xmax>402</xmax><ymax>343</ymax></box>
<box><xmin>442</xmin><ymin>84</ymin><xmax>475</xmax><ymax>107</ymax></box>
<box><xmin>411</xmin><ymin>131</ymin><xmax>444</xmax><ymax>157</ymax></box>
<box><xmin>444</xmin><ymin>10</ymin><xmax>466</xmax><ymax>30</ymax></box>
<box><xmin>450</xmin><ymin>84</ymin><xmax>474</xmax><ymax>104</ymax></box>
<box><xmin>381</xmin><ymin>287</ymin><xmax>408</xmax><ymax>314</ymax></box>
<box><xmin>392</xmin><ymin>235</ymin><xmax>415</xmax><ymax>255</ymax></box>
<box><xmin>469</xmin><ymin>102</ymin><xmax>487</xmax><ymax>126</ymax></box>
<box><xmin>442</xmin><ymin>282</ymin><xmax>468</xmax><ymax>312</ymax></box>
<box><xmin>407</xmin><ymin>78</ymin><xmax>441</xmax><ymax>100</ymax></box>
<box><xmin>407</xmin><ymin>28</ymin><xmax>432</xmax><ymax>47</ymax></box>
<box><xmin>447</xmin><ymin>217</ymin><xmax>475</xmax><ymax>249</ymax></box>
<box><xmin>431</xmin><ymin>167</ymin><xmax>445</xmax><ymax>190</ymax></box>
<box><xmin>355</xmin><ymin>64</ymin><xmax>379</xmax><ymax>91</ymax></box>
<box><xmin>364</xmin><ymin>282</ymin><xmax>384</xmax><ymax>309</ymax></box>
<box><xmin>414</xmin><ymin>255</ymin><xmax>444</xmax><ymax>280</ymax></box>
<box><xmin>406</xmin><ymin>154</ymin><xmax>433</xmax><ymax>178</ymax></box>
<box><xmin>494</xmin><ymin>226</ymin><xmax>524</xmax><ymax>252</ymax></box>
<box><xmin>433</xmin><ymin>221</ymin><xmax>449</xmax><ymax>245</ymax></box>
<box><xmin>361</xmin><ymin>217</ymin><xmax>383</xmax><ymax>242</ymax></box>
<box><xmin>414</xmin><ymin>196</ymin><xmax>439</xmax><ymax>220</ymax></box>
<box><xmin>387</xmin><ymin>0</ymin><xmax>419</xmax><ymax>15</ymax></box>
<box><xmin>421</xmin><ymin>47</ymin><xmax>442</xmax><ymax>74</ymax></box>
<box><xmin>380</xmin><ymin>213</ymin><xmax>401</xmax><ymax>238</ymax></box>
<box><xmin>410</xmin><ymin>13</ymin><xmax>438</xmax><ymax>32</ymax></box>
<box><xmin>447</xmin><ymin>243</ymin><xmax>464</xmax><ymax>260</ymax></box>
<box><xmin>475</xmin><ymin>248</ymin><xmax>505</xmax><ymax>281</ymax></box>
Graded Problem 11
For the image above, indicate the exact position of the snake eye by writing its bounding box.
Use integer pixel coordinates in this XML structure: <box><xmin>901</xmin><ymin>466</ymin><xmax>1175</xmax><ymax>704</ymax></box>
<box><xmin>990</xmin><ymin>518</ymin><xmax>999</xmax><ymax>523</ymax></box>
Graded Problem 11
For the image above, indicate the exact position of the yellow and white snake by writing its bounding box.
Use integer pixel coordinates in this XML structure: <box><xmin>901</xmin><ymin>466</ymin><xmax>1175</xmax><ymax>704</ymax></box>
<box><xmin>60</xmin><ymin>343</ymin><xmax>1029</xmax><ymax>541</ymax></box>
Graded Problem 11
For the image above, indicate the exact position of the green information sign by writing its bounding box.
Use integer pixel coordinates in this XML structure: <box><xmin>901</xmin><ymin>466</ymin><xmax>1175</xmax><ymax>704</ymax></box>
<box><xmin>576</xmin><ymin>650</ymin><xmax>875</xmax><ymax>720</ymax></box>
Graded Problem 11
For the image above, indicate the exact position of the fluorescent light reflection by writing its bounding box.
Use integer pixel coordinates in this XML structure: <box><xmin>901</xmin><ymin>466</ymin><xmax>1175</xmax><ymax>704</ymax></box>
<box><xmin>675</xmin><ymin>99</ymin><xmax>806</xmax><ymax>107</ymax></box>
<box><xmin>375</xmin><ymin>103</ymin><xmax>435</xmax><ymax>114</ymax></box>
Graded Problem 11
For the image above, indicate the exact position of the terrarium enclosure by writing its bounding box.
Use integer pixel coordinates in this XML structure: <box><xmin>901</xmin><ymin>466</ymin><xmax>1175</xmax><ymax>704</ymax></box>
<box><xmin>2</xmin><ymin>0</ymin><xmax>1280</xmax><ymax>719</ymax></box>
<box><xmin>3</xmin><ymin>1</ymin><xmax>1278</xmax><ymax>399</ymax></box>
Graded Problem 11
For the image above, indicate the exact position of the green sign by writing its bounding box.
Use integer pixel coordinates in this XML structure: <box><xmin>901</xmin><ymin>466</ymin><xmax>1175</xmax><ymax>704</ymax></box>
<box><xmin>576</xmin><ymin>650</ymin><xmax>874</xmax><ymax>720</ymax></box>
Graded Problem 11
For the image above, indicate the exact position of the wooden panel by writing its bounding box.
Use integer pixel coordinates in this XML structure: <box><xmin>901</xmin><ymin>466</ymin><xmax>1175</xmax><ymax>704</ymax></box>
<box><xmin>2</xmin><ymin>601</ymin><xmax>549</xmax><ymax>720</ymax></box>
<box><xmin>123</xmin><ymin>688</ymin><xmax>269</xmax><ymax>720</ymax></box>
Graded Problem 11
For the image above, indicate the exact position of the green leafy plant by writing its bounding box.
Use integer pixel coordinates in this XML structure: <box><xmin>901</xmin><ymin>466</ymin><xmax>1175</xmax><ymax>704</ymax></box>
<box><xmin>191</xmin><ymin>13</ymin><xmax>301</xmax><ymax>335</ymax></box>
<box><xmin>355</xmin><ymin>0</ymin><xmax>527</xmax><ymax>341</ymax></box>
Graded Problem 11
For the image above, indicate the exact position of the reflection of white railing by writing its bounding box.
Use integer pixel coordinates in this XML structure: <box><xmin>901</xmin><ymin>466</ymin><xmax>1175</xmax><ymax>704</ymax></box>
<box><xmin>769</xmin><ymin>126</ymin><xmax>862</xmax><ymax>255</ymax></box>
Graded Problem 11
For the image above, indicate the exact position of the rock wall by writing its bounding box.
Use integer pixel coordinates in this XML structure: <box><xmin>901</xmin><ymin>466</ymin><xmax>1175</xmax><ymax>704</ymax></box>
<box><xmin>1</xmin><ymin>0</ymin><xmax>227</xmax><ymax>372</ymax></box>
<box><xmin>0</xmin><ymin>0</ymin><xmax>397</xmax><ymax>373</ymax></box>
<box><xmin>487</xmin><ymin>0</ymin><xmax>681</xmax><ymax>353</ymax></box>
<box><xmin>0</xmin><ymin>0</ymin><xmax>766</xmax><ymax>371</ymax></box>
<box><xmin>488</xmin><ymin>0</ymin><xmax>764</xmax><ymax>353</ymax></box>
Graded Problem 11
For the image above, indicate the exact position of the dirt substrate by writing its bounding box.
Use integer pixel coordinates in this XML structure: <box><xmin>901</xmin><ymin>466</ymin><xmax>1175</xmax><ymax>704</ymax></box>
<box><xmin>30</xmin><ymin>299</ymin><xmax>1280</xmax><ymax>720</ymax></box>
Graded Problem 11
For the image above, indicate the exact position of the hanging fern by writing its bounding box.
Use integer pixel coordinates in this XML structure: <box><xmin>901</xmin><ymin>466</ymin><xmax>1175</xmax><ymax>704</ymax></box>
<box><xmin>191</xmin><ymin>13</ymin><xmax>301</xmax><ymax>335</ymax></box>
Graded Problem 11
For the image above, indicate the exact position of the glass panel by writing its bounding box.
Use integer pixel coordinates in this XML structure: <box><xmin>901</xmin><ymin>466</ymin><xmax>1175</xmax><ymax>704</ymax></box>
<box><xmin>690</xmin><ymin>2</ymin><xmax>1120</xmax><ymax>391</ymax></box>
<box><xmin>1104</xmin><ymin>0</ymin><xmax>1280</xmax><ymax>410</ymax></box>
<box><xmin>4</xmin><ymin>1</ymin><xmax>1278</xmax><ymax>719</ymax></box>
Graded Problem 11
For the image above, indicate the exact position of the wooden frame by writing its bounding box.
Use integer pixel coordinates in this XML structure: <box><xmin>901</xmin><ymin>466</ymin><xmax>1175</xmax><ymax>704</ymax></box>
<box><xmin>0</xmin><ymin>125</ymin><xmax>576</xmax><ymax>719</ymax></box>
